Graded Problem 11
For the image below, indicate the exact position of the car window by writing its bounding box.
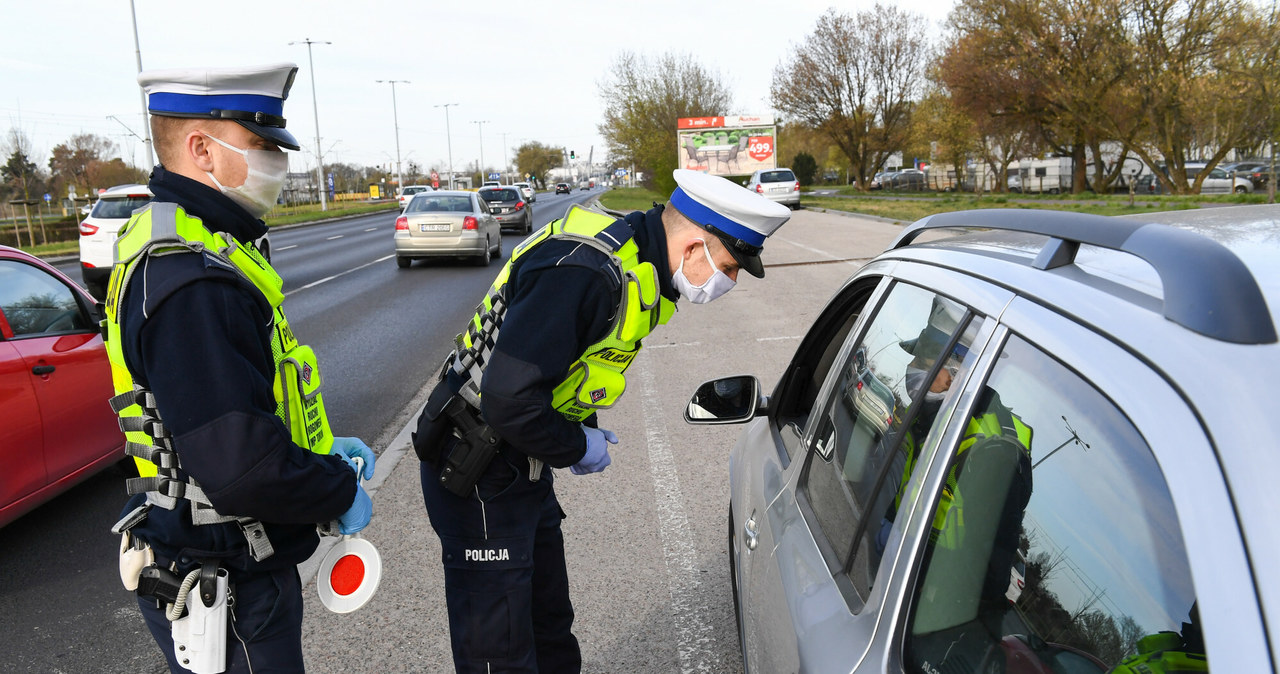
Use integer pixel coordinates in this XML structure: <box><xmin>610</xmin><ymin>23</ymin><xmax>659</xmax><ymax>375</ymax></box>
<box><xmin>0</xmin><ymin>260</ymin><xmax>91</xmax><ymax>337</ymax></box>
<box><xmin>407</xmin><ymin>196</ymin><xmax>474</xmax><ymax>213</ymax></box>
<box><xmin>1207</xmin><ymin>169</ymin><xmax>1226</xmax><ymax>179</ymax></box>
<box><xmin>800</xmin><ymin>282</ymin><xmax>980</xmax><ymax>600</ymax></box>
<box><xmin>760</xmin><ymin>170</ymin><xmax>796</xmax><ymax>183</ymax></box>
<box><xmin>480</xmin><ymin>189</ymin><xmax>519</xmax><ymax>202</ymax></box>
<box><xmin>904</xmin><ymin>334</ymin><xmax>1202</xmax><ymax>674</ymax></box>
<box><xmin>771</xmin><ymin>278</ymin><xmax>880</xmax><ymax>450</ymax></box>
<box><xmin>91</xmin><ymin>196</ymin><xmax>151</xmax><ymax>219</ymax></box>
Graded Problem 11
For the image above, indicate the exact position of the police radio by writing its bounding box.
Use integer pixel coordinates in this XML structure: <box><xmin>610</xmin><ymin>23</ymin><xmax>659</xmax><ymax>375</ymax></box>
<box><xmin>318</xmin><ymin>457</ymin><xmax>382</xmax><ymax>613</ymax></box>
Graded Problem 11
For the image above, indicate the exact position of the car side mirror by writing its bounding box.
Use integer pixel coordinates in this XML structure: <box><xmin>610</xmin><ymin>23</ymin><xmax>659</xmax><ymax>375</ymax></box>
<box><xmin>684</xmin><ymin>375</ymin><xmax>765</xmax><ymax>424</ymax></box>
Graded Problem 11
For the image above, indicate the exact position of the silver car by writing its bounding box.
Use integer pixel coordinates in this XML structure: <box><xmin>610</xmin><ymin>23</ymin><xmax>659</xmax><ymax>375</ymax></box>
<box><xmin>394</xmin><ymin>191</ymin><xmax>501</xmax><ymax>268</ymax></box>
<box><xmin>688</xmin><ymin>207</ymin><xmax>1280</xmax><ymax>673</ymax></box>
<box><xmin>745</xmin><ymin>168</ymin><xmax>800</xmax><ymax>209</ymax></box>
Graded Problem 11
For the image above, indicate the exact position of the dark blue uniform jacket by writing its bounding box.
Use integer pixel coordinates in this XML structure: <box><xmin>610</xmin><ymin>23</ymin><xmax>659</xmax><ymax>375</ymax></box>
<box><xmin>415</xmin><ymin>205</ymin><xmax>677</xmax><ymax>468</ymax></box>
<box><xmin>118</xmin><ymin>166</ymin><xmax>355</xmax><ymax>572</ymax></box>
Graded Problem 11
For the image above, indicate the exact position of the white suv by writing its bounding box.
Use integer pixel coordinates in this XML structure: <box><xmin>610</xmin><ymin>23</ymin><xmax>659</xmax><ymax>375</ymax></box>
<box><xmin>513</xmin><ymin>181</ymin><xmax>536</xmax><ymax>203</ymax></box>
<box><xmin>78</xmin><ymin>184</ymin><xmax>153</xmax><ymax>299</ymax></box>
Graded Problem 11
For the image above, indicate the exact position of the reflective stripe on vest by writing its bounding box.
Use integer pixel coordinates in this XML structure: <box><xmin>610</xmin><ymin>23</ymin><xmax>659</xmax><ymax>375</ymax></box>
<box><xmin>103</xmin><ymin>202</ymin><xmax>333</xmax><ymax>551</ymax></box>
<box><xmin>896</xmin><ymin>405</ymin><xmax>1032</xmax><ymax>548</ymax></box>
<box><xmin>451</xmin><ymin>204</ymin><xmax>675</xmax><ymax>421</ymax></box>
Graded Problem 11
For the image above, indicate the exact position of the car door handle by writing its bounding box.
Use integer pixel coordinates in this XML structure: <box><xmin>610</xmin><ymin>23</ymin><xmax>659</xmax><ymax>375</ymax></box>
<box><xmin>32</xmin><ymin>365</ymin><xmax>56</xmax><ymax>375</ymax></box>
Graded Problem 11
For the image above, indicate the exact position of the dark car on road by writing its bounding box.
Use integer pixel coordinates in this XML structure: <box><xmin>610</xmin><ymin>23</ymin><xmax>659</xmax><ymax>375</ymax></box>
<box><xmin>555</xmin><ymin>182</ymin><xmax>571</xmax><ymax>195</ymax></box>
<box><xmin>477</xmin><ymin>186</ymin><xmax>533</xmax><ymax>234</ymax></box>
<box><xmin>1</xmin><ymin>246</ymin><xmax>123</xmax><ymax>528</ymax></box>
<box><xmin>686</xmin><ymin>206</ymin><xmax>1280</xmax><ymax>673</ymax></box>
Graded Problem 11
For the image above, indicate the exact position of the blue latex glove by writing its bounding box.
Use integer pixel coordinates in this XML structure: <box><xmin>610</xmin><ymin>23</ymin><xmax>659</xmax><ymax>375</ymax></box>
<box><xmin>331</xmin><ymin>436</ymin><xmax>376</xmax><ymax>481</ymax></box>
<box><xmin>338</xmin><ymin>484</ymin><xmax>373</xmax><ymax>535</ymax></box>
<box><xmin>571</xmin><ymin>425</ymin><xmax>618</xmax><ymax>475</ymax></box>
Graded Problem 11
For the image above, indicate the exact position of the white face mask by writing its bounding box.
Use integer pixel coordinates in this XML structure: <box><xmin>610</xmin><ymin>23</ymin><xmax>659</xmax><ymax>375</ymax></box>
<box><xmin>672</xmin><ymin>238</ymin><xmax>736</xmax><ymax>304</ymax></box>
<box><xmin>202</xmin><ymin>132</ymin><xmax>288</xmax><ymax>218</ymax></box>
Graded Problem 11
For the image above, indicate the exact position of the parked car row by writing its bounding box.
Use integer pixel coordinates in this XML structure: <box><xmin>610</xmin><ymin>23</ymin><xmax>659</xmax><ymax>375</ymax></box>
<box><xmin>869</xmin><ymin>169</ymin><xmax>928</xmax><ymax>191</ymax></box>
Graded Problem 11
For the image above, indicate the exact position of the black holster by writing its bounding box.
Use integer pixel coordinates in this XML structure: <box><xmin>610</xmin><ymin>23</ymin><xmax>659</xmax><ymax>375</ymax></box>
<box><xmin>436</xmin><ymin>395</ymin><xmax>502</xmax><ymax>497</ymax></box>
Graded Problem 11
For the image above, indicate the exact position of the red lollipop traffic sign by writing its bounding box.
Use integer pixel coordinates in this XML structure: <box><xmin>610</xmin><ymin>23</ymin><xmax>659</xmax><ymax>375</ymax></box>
<box><xmin>318</xmin><ymin>457</ymin><xmax>382</xmax><ymax>613</ymax></box>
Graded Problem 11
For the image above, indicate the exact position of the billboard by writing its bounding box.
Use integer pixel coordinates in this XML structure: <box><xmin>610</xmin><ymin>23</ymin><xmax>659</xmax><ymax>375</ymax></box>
<box><xmin>677</xmin><ymin>114</ymin><xmax>777</xmax><ymax>177</ymax></box>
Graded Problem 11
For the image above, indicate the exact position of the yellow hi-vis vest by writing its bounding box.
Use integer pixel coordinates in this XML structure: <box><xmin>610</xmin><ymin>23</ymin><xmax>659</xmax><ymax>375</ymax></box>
<box><xmin>450</xmin><ymin>204</ymin><xmax>675</xmax><ymax>421</ymax></box>
<box><xmin>898</xmin><ymin>404</ymin><xmax>1032</xmax><ymax>548</ymax></box>
<box><xmin>102</xmin><ymin>202</ymin><xmax>332</xmax><ymax>557</ymax></box>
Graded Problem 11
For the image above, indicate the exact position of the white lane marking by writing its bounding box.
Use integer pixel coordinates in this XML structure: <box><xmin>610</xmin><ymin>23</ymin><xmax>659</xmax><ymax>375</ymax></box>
<box><xmin>637</xmin><ymin>363</ymin><xmax>718</xmax><ymax>674</ymax></box>
<box><xmin>758</xmin><ymin>335</ymin><xmax>803</xmax><ymax>342</ymax></box>
<box><xmin>648</xmin><ymin>341</ymin><xmax>702</xmax><ymax>350</ymax></box>
<box><xmin>364</xmin><ymin>227</ymin><xmax>377</xmax><ymax>232</ymax></box>
<box><xmin>285</xmin><ymin>255</ymin><xmax>394</xmax><ymax>296</ymax></box>
<box><xmin>276</xmin><ymin>245</ymin><xmax>297</xmax><ymax>251</ymax></box>
<box><xmin>326</xmin><ymin>235</ymin><xmax>344</xmax><ymax>240</ymax></box>
<box><xmin>774</xmin><ymin>235</ymin><xmax>845</xmax><ymax>260</ymax></box>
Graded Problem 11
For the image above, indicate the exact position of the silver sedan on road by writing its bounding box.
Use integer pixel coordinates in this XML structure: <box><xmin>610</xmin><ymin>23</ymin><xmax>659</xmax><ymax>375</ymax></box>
<box><xmin>394</xmin><ymin>191</ymin><xmax>502</xmax><ymax>268</ymax></box>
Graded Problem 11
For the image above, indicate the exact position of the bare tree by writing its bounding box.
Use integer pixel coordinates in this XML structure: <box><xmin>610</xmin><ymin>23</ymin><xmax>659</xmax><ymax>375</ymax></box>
<box><xmin>771</xmin><ymin>5</ymin><xmax>930</xmax><ymax>191</ymax></box>
<box><xmin>597</xmin><ymin>52</ymin><xmax>733</xmax><ymax>195</ymax></box>
<box><xmin>1126</xmin><ymin>0</ymin><xmax>1268</xmax><ymax>194</ymax></box>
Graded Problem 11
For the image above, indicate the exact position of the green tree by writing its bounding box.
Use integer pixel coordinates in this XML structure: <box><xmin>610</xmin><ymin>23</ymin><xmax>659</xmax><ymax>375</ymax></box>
<box><xmin>791</xmin><ymin>152</ymin><xmax>818</xmax><ymax>185</ymax></box>
<box><xmin>597</xmin><ymin>51</ymin><xmax>732</xmax><ymax>196</ymax></box>
<box><xmin>514</xmin><ymin>141</ymin><xmax>564</xmax><ymax>186</ymax></box>
<box><xmin>772</xmin><ymin>5</ymin><xmax>930</xmax><ymax>191</ymax></box>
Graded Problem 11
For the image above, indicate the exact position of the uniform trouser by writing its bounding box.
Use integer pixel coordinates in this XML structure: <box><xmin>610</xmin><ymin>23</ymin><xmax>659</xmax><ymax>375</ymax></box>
<box><xmin>421</xmin><ymin>443</ymin><xmax>580</xmax><ymax>674</ymax></box>
<box><xmin>138</xmin><ymin>564</ymin><xmax>305</xmax><ymax>673</ymax></box>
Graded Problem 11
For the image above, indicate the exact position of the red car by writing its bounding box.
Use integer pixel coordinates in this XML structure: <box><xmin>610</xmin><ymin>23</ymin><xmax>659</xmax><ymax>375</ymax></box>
<box><xmin>0</xmin><ymin>245</ymin><xmax>122</xmax><ymax>527</ymax></box>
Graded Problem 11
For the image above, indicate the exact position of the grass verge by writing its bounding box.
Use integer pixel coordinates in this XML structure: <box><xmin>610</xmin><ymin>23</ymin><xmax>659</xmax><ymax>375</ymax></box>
<box><xmin>598</xmin><ymin>187</ymin><xmax>666</xmax><ymax>213</ymax></box>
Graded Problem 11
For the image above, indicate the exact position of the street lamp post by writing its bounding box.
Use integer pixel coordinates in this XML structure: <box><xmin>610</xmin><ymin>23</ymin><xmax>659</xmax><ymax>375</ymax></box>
<box><xmin>128</xmin><ymin>0</ymin><xmax>155</xmax><ymax>168</ymax></box>
<box><xmin>472</xmin><ymin>120</ymin><xmax>490</xmax><ymax>183</ymax></box>
<box><xmin>435</xmin><ymin>103</ymin><xmax>458</xmax><ymax>189</ymax></box>
<box><xmin>290</xmin><ymin>37</ymin><xmax>331</xmax><ymax>211</ymax></box>
<box><xmin>376</xmin><ymin>79</ymin><xmax>409</xmax><ymax>196</ymax></box>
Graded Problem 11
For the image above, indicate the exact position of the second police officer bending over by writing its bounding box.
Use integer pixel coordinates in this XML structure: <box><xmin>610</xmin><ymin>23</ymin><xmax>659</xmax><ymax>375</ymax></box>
<box><xmin>413</xmin><ymin>169</ymin><xmax>792</xmax><ymax>672</ymax></box>
<box><xmin>105</xmin><ymin>63</ymin><xmax>375</xmax><ymax>673</ymax></box>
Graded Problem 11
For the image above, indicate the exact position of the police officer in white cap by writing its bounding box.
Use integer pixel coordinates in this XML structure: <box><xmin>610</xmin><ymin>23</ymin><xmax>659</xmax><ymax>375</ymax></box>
<box><xmin>413</xmin><ymin>168</ymin><xmax>789</xmax><ymax>672</ymax></box>
<box><xmin>105</xmin><ymin>63</ymin><xmax>375</xmax><ymax>673</ymax></box>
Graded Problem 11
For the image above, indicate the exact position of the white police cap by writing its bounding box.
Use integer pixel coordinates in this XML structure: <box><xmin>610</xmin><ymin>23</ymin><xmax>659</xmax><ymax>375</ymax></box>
<box><xmin>669</xmin><ymin>169</ymin><xmax>791</xmax><ymax>278</ymax></box>
<box><xmin>138</xmin><ymin>63</ymin><xmax>301</xmax><ymax>151</ymax></box>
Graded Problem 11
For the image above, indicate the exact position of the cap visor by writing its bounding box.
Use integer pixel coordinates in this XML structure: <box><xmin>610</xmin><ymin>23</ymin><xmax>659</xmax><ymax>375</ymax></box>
<box><xmin>719</xmin><ymin>238</ymin><xmax>764</xmax><ymax>278</ymax></box>
<box><xmin>234</xmin><ymin>120</ymin><xmax>301</xmax><ymax>151</ymax></box>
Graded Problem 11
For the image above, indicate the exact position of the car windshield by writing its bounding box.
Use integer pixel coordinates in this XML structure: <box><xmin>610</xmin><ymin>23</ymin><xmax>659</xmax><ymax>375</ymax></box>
<box><xmin>760</xmin><ymin>170</ymin><xmax>796</xmax><ymax>183</ymax></box>
<box><xmin>479</xmin><ymin>189</ymin><xmax>519</xmax><ymax>202</ymax></box>
<box><xmin>403</xmin><ymin>187</ymin><xmax>427</xmax><ymax>196</ymax></box>
<box><xmin>407</xmin><ymin>196</ymin><xmax>473</xmax><ymax>213</ymax></box>
<box><xmin>92</xmin><ymin>196</ymin><xmax>151</xmax><ymax>219</ymax></box>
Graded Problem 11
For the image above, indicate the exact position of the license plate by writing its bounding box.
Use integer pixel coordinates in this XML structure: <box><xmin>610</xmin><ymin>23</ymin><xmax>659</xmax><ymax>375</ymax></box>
<box><xmin>420</xmin><ymin>224</ymin><xmax>450</xmax><ymax>232</ymax></box>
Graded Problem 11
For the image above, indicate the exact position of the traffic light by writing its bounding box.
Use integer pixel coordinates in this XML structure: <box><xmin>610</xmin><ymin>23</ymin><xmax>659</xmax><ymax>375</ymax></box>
<box><xmin>570</xmin><ymin>150</ymin><xmax>576</xmax><ymax>159</ymax></box>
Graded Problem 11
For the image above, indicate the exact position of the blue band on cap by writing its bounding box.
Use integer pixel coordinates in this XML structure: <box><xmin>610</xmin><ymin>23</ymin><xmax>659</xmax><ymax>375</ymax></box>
<box><xmin>148</xmin><ymin>92</ymin><xmax>283</xmax><ymax>118</ymax></box>
<box><xmin>670</xmin><ymin>187</ymin><xmax>766</xmax><ymax>249</ymax></box>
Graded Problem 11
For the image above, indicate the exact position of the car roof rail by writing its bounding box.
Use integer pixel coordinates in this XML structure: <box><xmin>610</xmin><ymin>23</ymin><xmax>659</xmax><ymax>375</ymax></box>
<box><xmin>890</xmin><ymin>208</ymin><xmax>1276</xmax><ymax>344</ymax></box>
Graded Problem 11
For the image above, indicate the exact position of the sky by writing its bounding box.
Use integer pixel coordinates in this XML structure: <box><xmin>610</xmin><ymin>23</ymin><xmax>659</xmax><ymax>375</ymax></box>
<box><xmin>2</xmin><ymin>0</ymin><xmax>958</xmax><ymax>182</ymax></box>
